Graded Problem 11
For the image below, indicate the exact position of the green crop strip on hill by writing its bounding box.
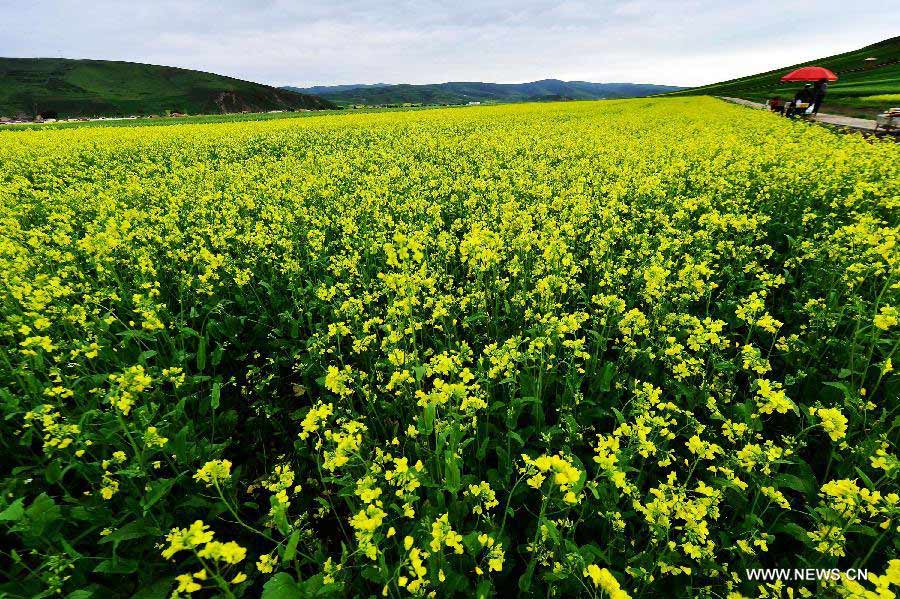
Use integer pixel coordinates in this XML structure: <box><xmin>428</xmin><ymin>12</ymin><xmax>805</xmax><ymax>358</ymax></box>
<box><xmin>671</xmin><ymin>36</ymin><xmax>900</xmax><ymax>118</ymax></box>
<box><xmin>0</xmin><ymin>98</ymin><xmax>898</xmax><ymax>598</ymax></box>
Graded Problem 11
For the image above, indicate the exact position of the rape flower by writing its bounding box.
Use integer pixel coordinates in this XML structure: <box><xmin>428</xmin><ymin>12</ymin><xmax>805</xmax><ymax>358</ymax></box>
<box><xmin>324</xmin><ymin>365</ymin><xmax>354</xmax><ymax>397</ymax></box>
<box><xmin>299</xmin><ymin>401</ymin><xmax>333</xmax><ymax>440</ymax></box>
<box><xmin>874</xmin><ymin>305</ymin><xmax>897</xmax><ymax>330</ymax></box>
<box><xmin>99</xmin><ymin>475</ymin><xmax>119</xmax><ymax>500</ymax></box>
<box><xmin>583</xmin><ymin>565</ymin><xmax>631</xmax><ymax>598</ymax></box>
<box><xmin>4</xmin><ymin>94</ymin><xmax>900</xmax><ymax>599</ymax></box>
<box><xmin>810</xmin><ymin>407</ymin><xmax>848</xmax><ymax>442</ymax></box>
<box><xmin>144</xmin><ymin>426</ymin><xmax>168</xmax><ymax>448</ymax></box>
<box><xmin>465</xmin><ymin>481</ymin><xmax>499</xmax><ymax>514</ymax></box>
<box><xmin>323</xmin><ymin>557</ymin><xmax>342</xmax><ymax>584</ymax></box>
<box><xmin>197</xmin><ymin>541</ymin><xmax>246</xmax><ymax>564</ymax></box>
<box><xmin>430</xmin><ymin>513</ymin><xmax>464</xmax><ymax>554</ymax></box>
<box><xmin>193</xmin><ymin>459</ymin><xmax>232</xmax><ymax>486</ymax></box>
<box><xmin>107</xmin><ymin>365</ymin><xmax>152</xmax><ymax>415</ymax></box>
<box><xmin>521</xmin><ymin>453</ymin><xmax>582</xmax><ymax>502</ymax></box>
<box><xmin>162</xmin><ymin>521</ymin><xmax>214</xmax><ymax>559</ymax></box>
<box><xmin>257</xmin><ymin>553</ymin><xmax>275</xmax><ymax>574</ymax></box>
<box><xmin>175</xmin><ymin>573</ymin><xmax>201</xmax><ymax>594</ymax></box>
<box><xmin>755</xmin><ymin>379</ymin><xmax>794</xmax><ymax>415</ymax></box>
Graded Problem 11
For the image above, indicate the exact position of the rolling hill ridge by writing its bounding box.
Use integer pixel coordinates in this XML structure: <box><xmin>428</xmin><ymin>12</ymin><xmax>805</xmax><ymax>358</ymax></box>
<box><xmin>283</xmin><ymin>79</ymin><xmax>684</xmax><ymax>106</ymax></box>
<box><xmin>0</xmin><ymin>58</ymin><xmax>335</xmax><ymax>118</ymax></box>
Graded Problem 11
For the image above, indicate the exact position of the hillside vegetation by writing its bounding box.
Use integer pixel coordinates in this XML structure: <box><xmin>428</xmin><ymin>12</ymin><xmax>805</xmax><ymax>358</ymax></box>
<box><xmin>284</xmin><ymin>79</ymin><xmax>683</xmax><ymax>106</ymax></box>
<box><xmin>1</xmin><ymin>98</ymin><xmax>898</xmax><ymax>598</ymax></box>
<box><xmin>0</xmin><ymin>58</ymin><xmax>335</xmax><ymax>118</ymax></box>
<box><xmin>671</xmin><ymin>36</ymin><xmax>899</xmax><ymax>117</ymax></box>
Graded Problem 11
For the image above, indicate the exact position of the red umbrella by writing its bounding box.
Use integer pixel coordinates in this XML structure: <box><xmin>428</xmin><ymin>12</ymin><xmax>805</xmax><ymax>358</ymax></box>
<box><xmin>780</xmin><ymin>66</ymin><xmax>838</xmax><ymax>82</ymax></box>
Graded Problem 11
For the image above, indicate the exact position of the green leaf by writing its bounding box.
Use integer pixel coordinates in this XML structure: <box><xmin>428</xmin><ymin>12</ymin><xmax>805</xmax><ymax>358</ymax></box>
<box><xmin>94</xmin><ymin>558</ymin><xmax>139</xmax><ymax>574</ymax></box>
<box><xmin>421</xmin><ymin>403</ymin><xmax>435</xmax><ymax>435</ymax></box>
<box><xmin>854</xmin><ymin>467</ymin><xmax>875</xmax><ymax>490</ymax></box>
<box><xmin>99</xmin><ymin>520</ymin><xmax>158</xmax><ymax>545</ymax></box>
<box><xmin>272</xmin><ymin>496</ymin><xmax>291</xmax><ymax>536</ymax></box>
<box><xmin>60</xmin><ymin>538</ymin><xmax>82</xmax><ymax>559</ymax></box>
<box><xmin>0</xmin><ymin>498</ymin><xmax>25</xmax><ymax>522</ymax></box>
<box><xmin>45</xmin><ymin>459</ymin><xmax>62</xmax><ymax>484</ymax></box>
<box><xmin>476</xmin><ymin>580</ymin><xmax>492</xmax><ymax>599</ymax></box>
<box><xmin>262</xmin><ymin>573</ymin><xmax>303</xmax><ymax>599</ymax></box>
<box><xmin>476</xmin><ymin>437</ymin><xmax>489</xmax><ymax>461</ymax></box>
<box><xmin>132</xmin><ymin>579</ymin><xmax>173</xmax><ymax>599</ymax></box>
<box><xmin>299</xmin><ymin>573</ymin><xmax>334</xmax><ymax>596</ymax></box>
<box><xmin>211</xmin><ymin>344</ymin><xmax>224</xmax><ymax>367</ymax></box>
<box><xmin>196</xmin><ymin>337</ymin><xmax>207</xmax><ymax>371</ymax></box>
<box><xmin>774</xmin><ymin>473</ymin><xmax>814</xmax><ymax>495</ymax></box>
<box><xmin>518</xmin><ymin>561</ymin><xmax>535</xmax><ymax>593</ymax></box>
<box><xmin>444</xmin><ymin>450</ymin><xmax>461</xmax><ymax>492</ymax></box>
<box><xmin>848</xmin><ymin>524</ymin><xmax>878</xmax><ymax>537</ymax></box>
<box><xmin>597</xmin><ymin>362</ymin><xmax>615</xmax><ymax>392</ymax></box>
<box><xmin>25</xmin><ymin>493</ymin><xmax>60</xmax><ymax>536</ymax></box>
<box><xmin>462</xmin><ymin>531</ymin><xmax>481</xmax><ymax>554</ymax></box>
<box><xmin>143</xmin><ymin>478</ymin><xmax>177</xmax><ymax>513</ymax></box>
<box><xmin>211</xmin><ymin>380</ymin><xmax>221</xmax><ymax>410</ymax></box>
<box><xmin>540</xmin><ymin>518</ymin><xmax>560</xmax><ymax>544</ymax></box>
<box><xmin>772</xmin><ymin>521</ymin><xmax>810</xmax><ymax>543</ymax></box>
<box><xmin>283</xmin><ymin>530</ymin><xmax>300</xmax><ymax>562</ymax></box>
<box><xmin>823</xmin><ymin>381</ymin><xmax>851</xmax><ymax>399</ymax></box>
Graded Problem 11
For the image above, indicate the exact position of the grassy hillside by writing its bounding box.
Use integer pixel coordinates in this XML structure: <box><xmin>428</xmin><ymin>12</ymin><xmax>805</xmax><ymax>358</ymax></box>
<box><xmin>284</xmin><ymin>79</ymin><xmax>683</xmax><ymax>106</ymax></box>
<box><xmin>671</xmin><ymin>36</ymin><xmax>899</xmax><ymax>117</ymax></box>
<box><xmin>0</xmin><ymin>58</ymin><xmax>336</xmax><ymax>118</ymax></box>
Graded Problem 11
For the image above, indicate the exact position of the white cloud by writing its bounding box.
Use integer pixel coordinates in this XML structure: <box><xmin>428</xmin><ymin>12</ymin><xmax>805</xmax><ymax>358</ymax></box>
<box><xmin>0</xmin><ymin>0</ymin><xmax>895</xmax><ymax>87</ymax></box>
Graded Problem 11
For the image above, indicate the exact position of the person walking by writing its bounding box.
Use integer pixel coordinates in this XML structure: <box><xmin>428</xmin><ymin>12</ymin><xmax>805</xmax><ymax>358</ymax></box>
<box><xmin>812</xmin><ymin>79</ymin><xmax>828</xmax><ymax>114</ymax></box>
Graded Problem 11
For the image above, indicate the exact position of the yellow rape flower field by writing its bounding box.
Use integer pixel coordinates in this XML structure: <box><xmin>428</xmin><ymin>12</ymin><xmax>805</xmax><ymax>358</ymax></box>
<box><xmin>0</xmin><ymin>97</ymin><xmax>898</xmax><ymax>598</ymax></box>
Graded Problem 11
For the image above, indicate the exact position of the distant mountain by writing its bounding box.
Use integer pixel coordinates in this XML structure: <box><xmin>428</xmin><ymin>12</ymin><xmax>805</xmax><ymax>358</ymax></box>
<box><xmin>0</xmin><ymin>58</ymin><xmax>336</xmax><ymax>118</ymax></box>
<box><xmin>669</xmin><ymin>36</ymin><xmax>899</xmax><ymax>118</ymax></box>
<box><xmin>283</xmin><ymin>79</ymin><xmax>684</xmax><ymax>106</ymax></box>
<box><xmin>292</xmin><ymin>83</ymin><xmax>393</xmax><ymax>95</ymax></box>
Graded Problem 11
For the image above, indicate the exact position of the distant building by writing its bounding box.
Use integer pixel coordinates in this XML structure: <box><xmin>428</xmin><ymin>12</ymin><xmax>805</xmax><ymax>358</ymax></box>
<box><xmin>467</xmin><ymin>101</ymin><xmax>481</xmax><ymax>105</ymax></box>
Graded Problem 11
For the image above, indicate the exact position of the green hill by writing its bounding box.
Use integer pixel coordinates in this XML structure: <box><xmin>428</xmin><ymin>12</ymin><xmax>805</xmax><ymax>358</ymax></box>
<box><xmin>0</xmin><ymin>58</ymin><xmax>336</xmax><ymax>118</ymax></box>
<box><xmin>670</xmin><ymin>36</ymin><xmax>899</xmax><ymax>117</ymax></box>
<box><xmin>283</xmin><ymin>79</ymin><xmax>683</xmax><ymax>106</ymax></box>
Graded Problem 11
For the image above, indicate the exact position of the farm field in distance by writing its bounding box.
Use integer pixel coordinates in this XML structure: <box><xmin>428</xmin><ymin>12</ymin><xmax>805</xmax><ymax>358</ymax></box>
<box><xmin>0</xmin><ymin>97</ymin><xmax>898</xmax><ymax>598</ymax></box>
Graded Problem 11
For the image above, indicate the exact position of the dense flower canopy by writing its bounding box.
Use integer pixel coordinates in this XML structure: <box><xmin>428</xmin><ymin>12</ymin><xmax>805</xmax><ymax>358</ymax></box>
<box><xmin>0</xmin><ymin>97</ymin><xmax>898</xmax><ymax>598</ymax></box>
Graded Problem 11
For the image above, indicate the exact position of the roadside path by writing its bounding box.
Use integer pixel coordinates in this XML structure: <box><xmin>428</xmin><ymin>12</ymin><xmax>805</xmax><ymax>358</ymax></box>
<box><xmin>719</xmin><ymin>96</ymin><xmax>878</xmax><ymax>132</ymax></box>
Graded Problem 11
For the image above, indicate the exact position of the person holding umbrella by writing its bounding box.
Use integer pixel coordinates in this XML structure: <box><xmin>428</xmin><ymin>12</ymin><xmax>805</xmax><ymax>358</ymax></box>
<box><xmin>787</xmin><ymin>84</ymin><xmax>814</xmax><ymax>118</ymax></box>
<box><xmin>780</xmin><ymin>66</ymin><xmax>838</xmax><ymax>118</ymax></box>
<box><xmin>812</xmin><ymin>79</ymin><xmax>828</xmax><ymax>114</ymax></box>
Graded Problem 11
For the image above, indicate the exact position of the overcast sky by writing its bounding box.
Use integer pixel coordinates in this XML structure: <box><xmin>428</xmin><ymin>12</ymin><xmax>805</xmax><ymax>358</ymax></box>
<box><xmin>1</xmin><ymin>1</ymin><xmax>895</xmax><ymax>87</ymax></box>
